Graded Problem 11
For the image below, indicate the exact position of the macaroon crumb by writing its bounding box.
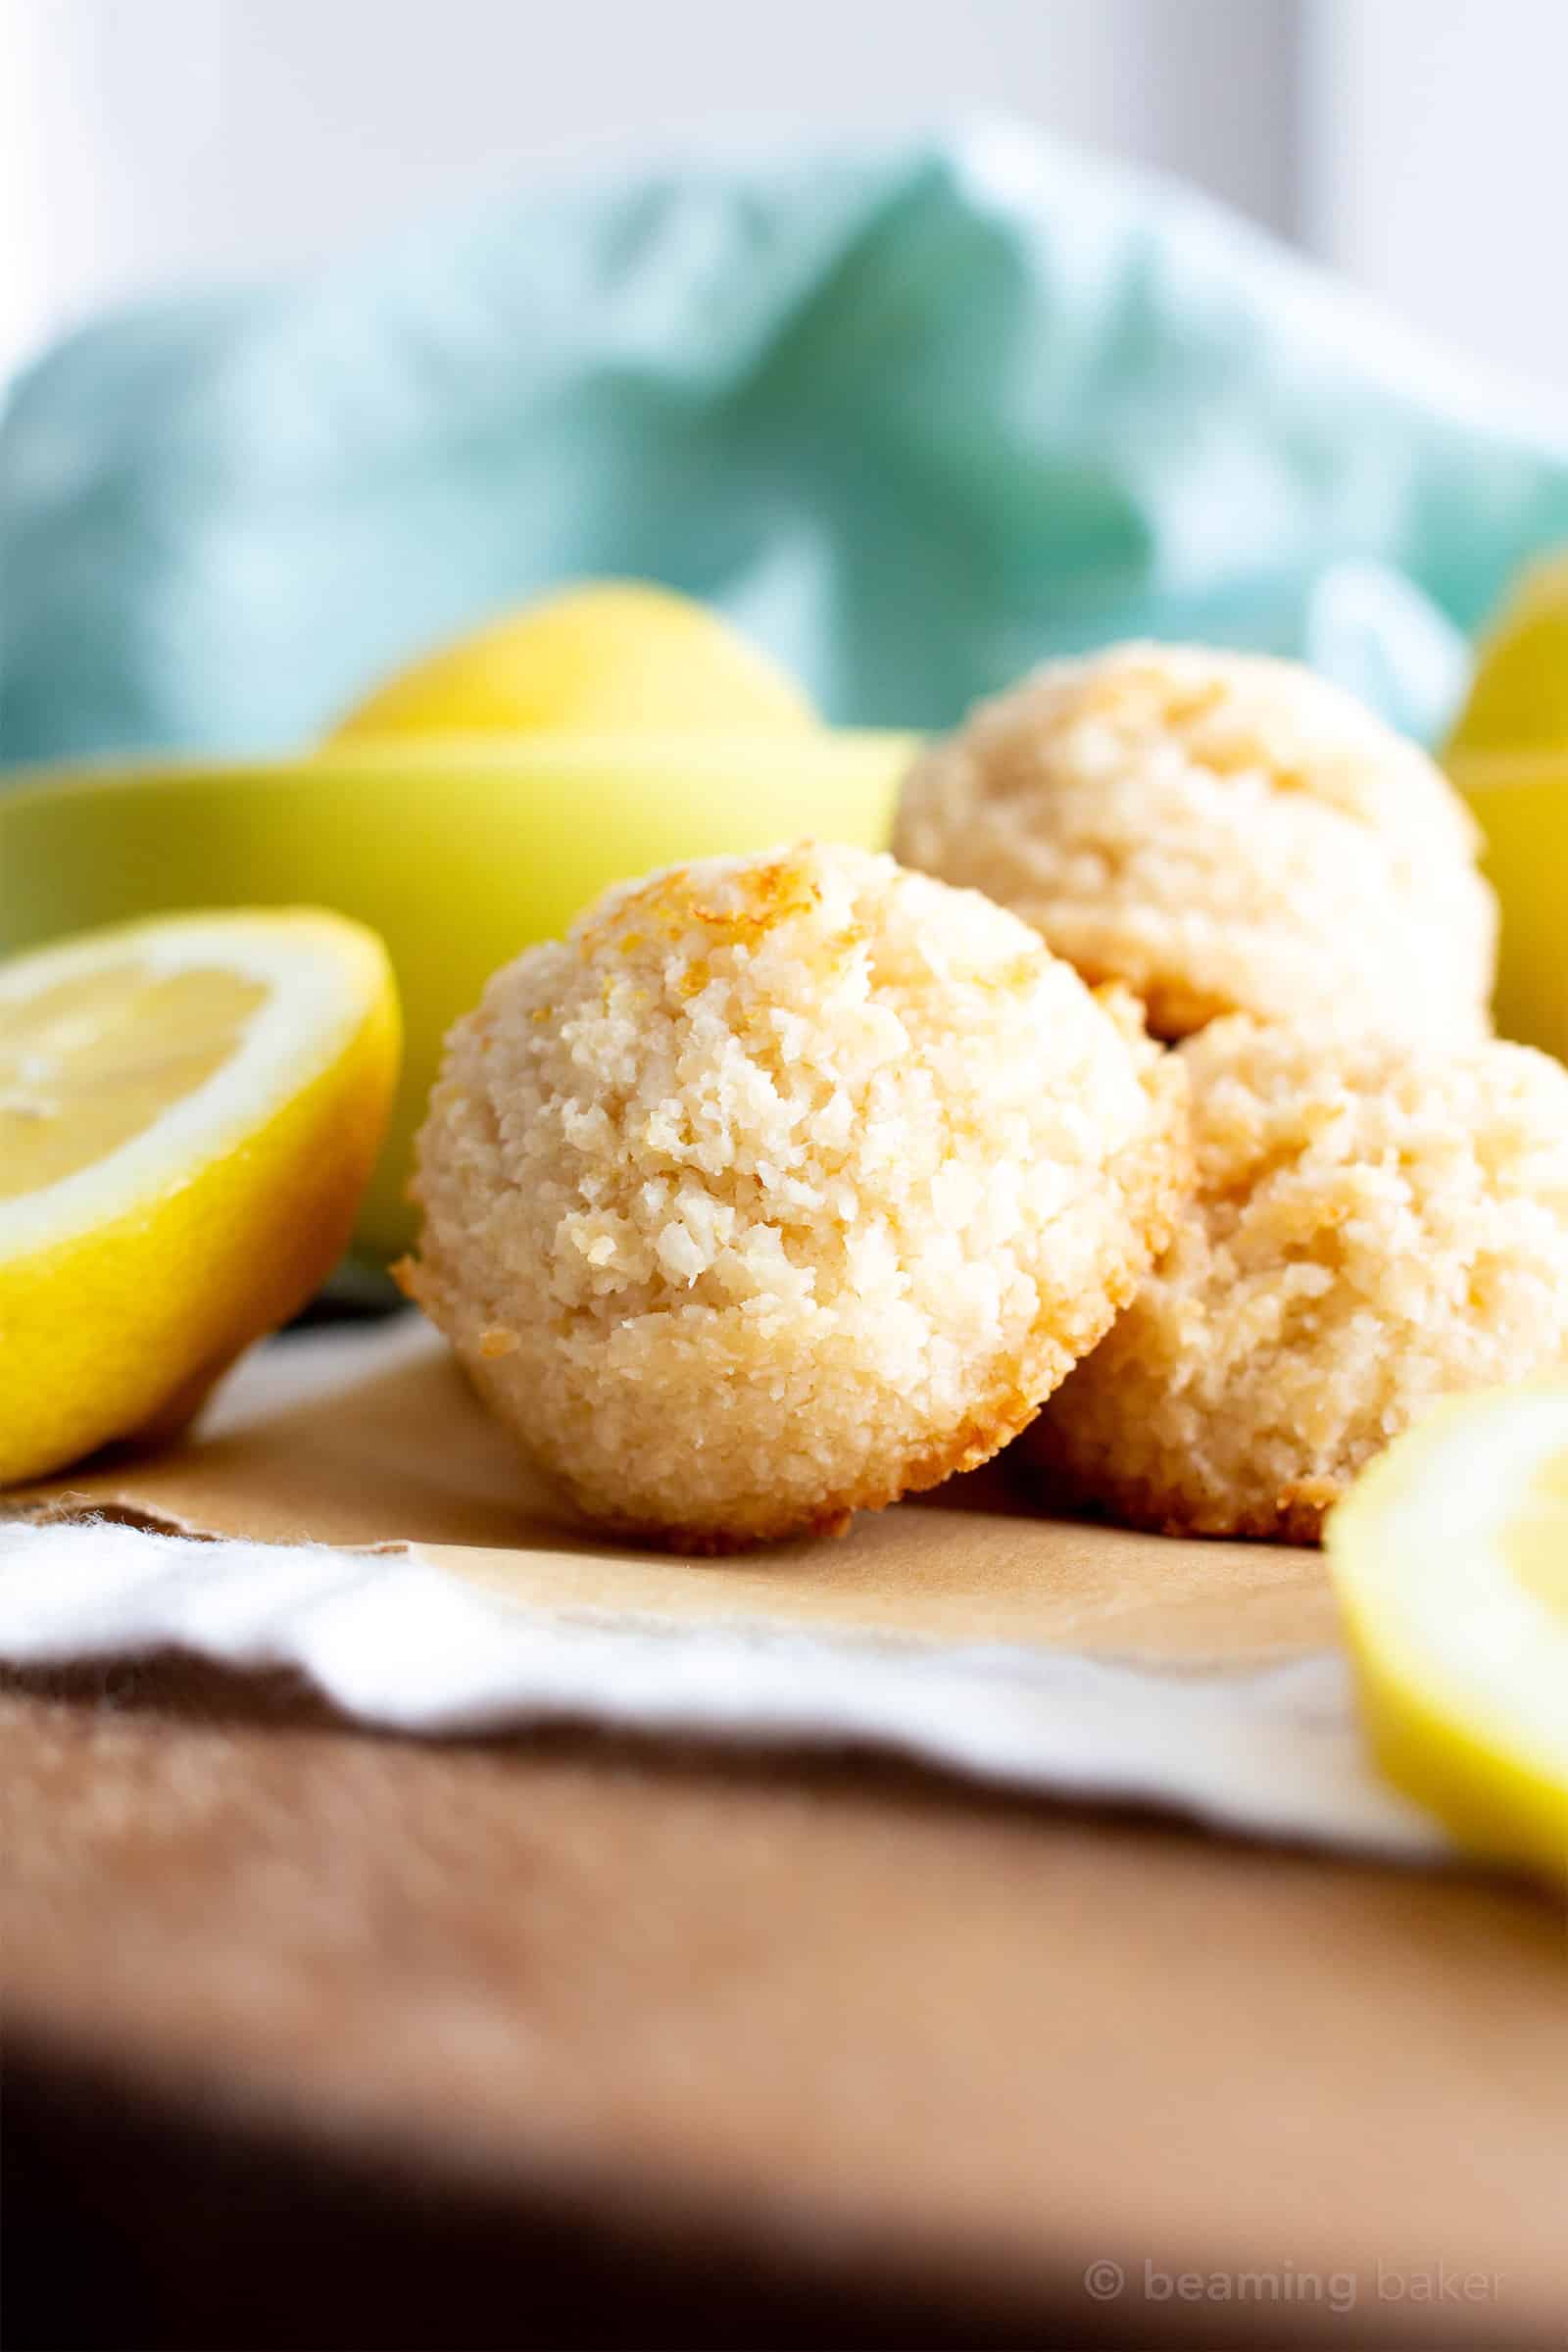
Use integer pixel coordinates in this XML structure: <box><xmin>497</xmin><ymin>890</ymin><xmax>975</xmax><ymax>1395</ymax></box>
<box><xmin>404</xmin><ymin>841</ymin><xmax>1191</xmax><ymax>1549</ymax></box>
<box><xmin>1030</xmin><ymin>1017</ymin><xmax>1568</xmax><ymax>1543</ymax></box>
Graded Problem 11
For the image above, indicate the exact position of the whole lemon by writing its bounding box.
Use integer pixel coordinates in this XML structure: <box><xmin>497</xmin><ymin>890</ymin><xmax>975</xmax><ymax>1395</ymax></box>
<box><xmin>327</xmin><ymin>580</ymin><xmax>816</xmax><ymax>743</ymax></box>
<box><xmin>1446</xmin><ymin>549</ymin><xmax>1568</xmax><ymax>1065</ymax></box>
<box><xmin>1446</xmin><ymin>550</ymin><xmax>1568</xmax><ymax>763</ymax></box>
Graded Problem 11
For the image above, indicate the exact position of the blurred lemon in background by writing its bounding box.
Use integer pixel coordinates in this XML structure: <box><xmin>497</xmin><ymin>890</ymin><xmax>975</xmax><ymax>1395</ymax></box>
<box><xmin>1446</xmin><ymin>550</ymin><xmax>1568</xmax><ymax>762</ymax></box>
<box><xmin>1445</xmin><ymin>549</ymin><xmax>1568</xmax><ymax>1065</ymax></box>
<box><xmin>327</xmin><ymin>580</ymin><xmax>817</xmax><ymax>742</ymax></box>
<box><xmin>0</xmin><ymin>909</ymin><xmax>399</xmax><ymax>1485</ymax></box>
<box><xmin>1328</xmin><ymin>1387</ymin><xmax>1568</xmax><ymax>1883</ymax></box>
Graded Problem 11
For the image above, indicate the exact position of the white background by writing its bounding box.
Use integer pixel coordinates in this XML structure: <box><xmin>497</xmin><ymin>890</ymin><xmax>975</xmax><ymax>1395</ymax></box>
<box><xmin>1</xmin><ymin>0</ymin><xmax>1563</xmax><ymax>402</ymax></box>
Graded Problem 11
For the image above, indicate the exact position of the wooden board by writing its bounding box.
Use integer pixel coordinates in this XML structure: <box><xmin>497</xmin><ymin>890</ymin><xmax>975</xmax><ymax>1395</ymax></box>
<box><xmin>5</xmin><ymin>1337</ymin><xmax>1567</xmax><ymax>2346</ymax></box>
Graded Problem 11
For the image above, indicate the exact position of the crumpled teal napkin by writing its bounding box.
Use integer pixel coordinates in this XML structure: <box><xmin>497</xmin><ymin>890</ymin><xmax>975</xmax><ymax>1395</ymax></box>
<box><xmin>3</xmin><ymin>120</ymin><xmax>1566</xmax><ymax>768</ymax></box>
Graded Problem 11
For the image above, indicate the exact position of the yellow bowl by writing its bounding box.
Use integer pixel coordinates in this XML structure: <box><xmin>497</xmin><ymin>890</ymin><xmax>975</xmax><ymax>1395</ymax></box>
<box><xmin>0</xmin><ymin>730</ymin><xmax>917</xmax><ymax>1256</ymax></box>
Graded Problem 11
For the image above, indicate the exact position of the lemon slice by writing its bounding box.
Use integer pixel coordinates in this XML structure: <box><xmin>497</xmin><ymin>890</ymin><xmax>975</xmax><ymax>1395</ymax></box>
<box><xmin>0</xmin><ymin>908</ymin><xmax>400</xmax><ymax>1487</ymax></box>
<box><xmin>327</xmin><ymin>580</ymin><xmax>815</xmax><ymax>742</ymax></box>
<box><xmin>1327</xmin><ymin>1389</ymin><xmax>1568</xmax><ymax>1880</ymax></box>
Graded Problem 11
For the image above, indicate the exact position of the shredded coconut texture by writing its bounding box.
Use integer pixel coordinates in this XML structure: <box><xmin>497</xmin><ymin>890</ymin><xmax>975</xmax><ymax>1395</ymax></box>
<box><xmin>1031</xmin><ymin>1018</ymin><xmax>1568</xmax><ymax>1544</ymax></box>
<box><xmin>404</xmin><ymin>843</ymin><xmax>1189</xmax><ymax>1549</ymax></box>
<box><xmin>894</xmin><ymin>641</ymin><xmax>1497</xmax><ymax>1042</ymax></box>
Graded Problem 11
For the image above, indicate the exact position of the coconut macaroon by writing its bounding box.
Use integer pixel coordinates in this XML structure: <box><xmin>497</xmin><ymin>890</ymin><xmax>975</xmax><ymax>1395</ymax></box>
<box><xmin>403</xmin><ymin>843</ymin><xmax>1189</xmax><ymax>1550</ymax></box>
<box><xmin>894</xmin><ymin>642</ymin><xmax>1496</xmax><ymax>1042</ymax></box>
<box><xmin>1031</xmin><ymin>1018</ymin><xmax>1568</xmax><ymax>1544</ymax></box>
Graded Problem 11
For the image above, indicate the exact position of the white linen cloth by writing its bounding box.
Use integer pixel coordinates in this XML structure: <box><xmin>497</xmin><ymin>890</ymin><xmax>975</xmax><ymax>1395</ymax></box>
<box><xmin>0</xmin><ymin>1325</ymin><xmax>1447</xmax><ymax>1865</ymax></box>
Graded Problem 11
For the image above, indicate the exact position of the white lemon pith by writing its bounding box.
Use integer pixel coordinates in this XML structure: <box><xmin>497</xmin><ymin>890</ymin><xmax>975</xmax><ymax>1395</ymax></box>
<box><xmin>1327</xmin><ymin>1388</ymin><xmax>1568</xmax><ymax>1880</ymax></box>
<box><xmin>0</xmin><ymin>909</ymin><xmax>399</xmax><ymax>1487</ymax></box>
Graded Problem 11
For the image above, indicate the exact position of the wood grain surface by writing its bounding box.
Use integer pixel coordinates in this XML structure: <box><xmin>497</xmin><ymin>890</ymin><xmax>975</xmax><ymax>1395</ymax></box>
<box><xmin>6</xmin><ymin>1336</ymin><xmax>1567</xmax><ymax>2347</ymax></box>
<box><xmin>5</xmin><ymin>1654</ymin><xmax>1566</xmax><ymax>2349</ymax></box>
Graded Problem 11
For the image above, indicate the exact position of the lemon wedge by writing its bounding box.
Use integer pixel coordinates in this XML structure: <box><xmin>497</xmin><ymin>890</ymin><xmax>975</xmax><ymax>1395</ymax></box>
<box><xmin>1327</xmin><ymin>1389</ymin><xmax>1568</xmax><ymax>1880</ymax></box>
<box><xmin>327</xmin><ymin>580</ymin><xmax>815</xmax><ymax>742</ymax></box>
<box><xmin>0</xmin><ymin>909</ymin><xmax>400</xmax><ymax>1487</ymax></box>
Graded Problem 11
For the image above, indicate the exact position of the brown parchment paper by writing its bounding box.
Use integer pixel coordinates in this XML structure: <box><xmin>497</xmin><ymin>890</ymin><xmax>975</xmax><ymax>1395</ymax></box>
<box><xmin>15</xmin><ymin>1339</ymin><xmax>1342</xmax><ymax>1667</ymax></box>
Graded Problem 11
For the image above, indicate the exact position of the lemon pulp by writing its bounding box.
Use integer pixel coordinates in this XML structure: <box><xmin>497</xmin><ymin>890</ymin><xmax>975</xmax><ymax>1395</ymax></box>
<box><xmin>1</xmin><ymin>964</ymin><xmax>267</xmax><ymax>1199</ymax></box>
<box><xmin>0</xmin><ymin>908</ymin><xmax>400</xmax><ymax>1487</ymax></box>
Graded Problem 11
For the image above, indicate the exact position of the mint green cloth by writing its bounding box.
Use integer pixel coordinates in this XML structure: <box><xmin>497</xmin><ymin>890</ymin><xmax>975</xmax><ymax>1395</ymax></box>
<box><xmin>3</xmin><ymin>122</ymin><xmax>1566</xmax><ymax>766</ymax></box>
